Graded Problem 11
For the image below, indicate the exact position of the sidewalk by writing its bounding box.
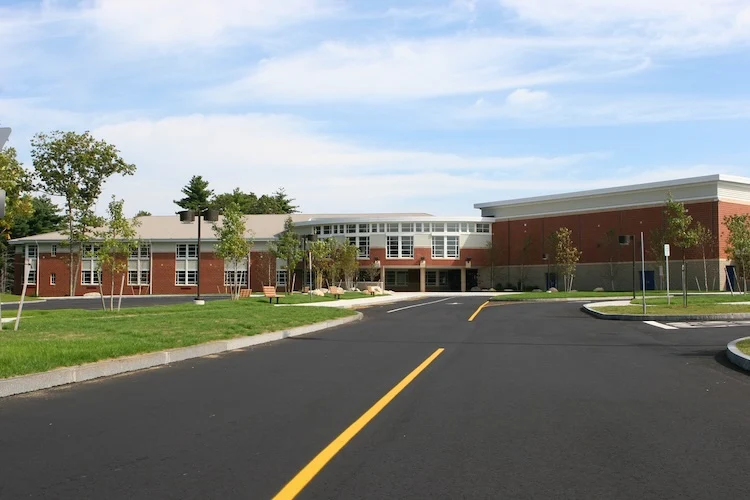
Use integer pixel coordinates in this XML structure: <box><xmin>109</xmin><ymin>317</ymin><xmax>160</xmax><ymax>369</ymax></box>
<box><xmin>284</xmin><ymin>291</ymin><xmax>502</xmax><ymax>308</ymax></box>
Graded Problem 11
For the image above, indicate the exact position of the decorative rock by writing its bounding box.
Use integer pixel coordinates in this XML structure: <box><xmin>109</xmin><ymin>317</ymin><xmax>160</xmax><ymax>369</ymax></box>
<box><xmin>593</xmin><ymin>287</ymin><xmax>605</xmax><ymax>292</ymax></box>
<box><xmin>547</xmin><ymin>287</ymin><xmax>558</xmax><ymax>293</ymax></box>
<box><xmin>532</xmin><ymin>288</ymin><xmax>543</xmax><ymax>293</ymax></box>
<box><xmin>489</xmin><ymin>288</ymin><xmax>496</xmax><ymax>292</ymax></box>
<box><xmin>83</xmin><ymin>292</ymin><xmax>101</xmax><ymax>297</ymax></box>
<box><xmin>384</xmin><ymin>290</ymin><xmax>395</xmax><ymax>295</ymax></box>
<box><xmin>471</xmin><ymin>286</ymin><xmax>481</xmax><ymax>292</ymax></box>
<box><xmin>312</xmin><ymin>289</ymin><xmax>325</xmax><ymax>296</ymax></box>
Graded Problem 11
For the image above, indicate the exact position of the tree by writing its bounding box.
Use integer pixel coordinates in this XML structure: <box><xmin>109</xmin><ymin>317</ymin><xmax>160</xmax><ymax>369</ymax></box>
<box><xmin>484</xmin><ymin>239</ymin><xmax>503</xmax><ymax>290</ymax></box>
<box><xmin>0</xmin><ymin>147</ymin><xmax>33</xmax><ymax>293</ymax></box>
<box><xmin>723</xmin><ymin>214</ymin><xmax>750</xmax><ymax>293</ymax></box>
<box><xmin>553</xmin><ymin>227</ymin><xmax>582</xmax><ymax>292</ymax></box>
<box><xmin>11</xmin><ymin>196</ymin><xmax>64</xmax><ymax>239</ymax></box>
<box><xmin>174</xmin><ymin>175</ymin><xmax>213</xmax><ymax>212</ymax></box>
<box><xmin>694</xmin><ymin>222</ymin><xmax>714</xmax><ymax>291</ymax></box>
<box><xmin>135</xmin><ymin>210</ymin><xmax>152</xmax><ymax>217</ymax></box>
<box><xmin>331</xmin><ymin>239</ymin><xmax>359</xmax><ymax>290</ymax></box>
<box><xmin>518</xmin><ymin>235</ymin><xmax>533</xmax><ymax>290</ymax></box>
<box><xmin>599</xmin><ymin>229</ymin><xmax>621</xmax><ymax>291</ymax></box>
<box><xmin>269</xmin><ymin>217</ymin><xmax>302</xmax><ymax>294</ymax></box>
<box><xmin>212</xmin><ymin>187</ymin><xmax>298</xmax><ymax>214</ymax></box>
<box><xmin>212</xmin><ymin>203</ymin><xmax>253</xmax><ymax>299</ymax></box>
<box><xmin>212</xmin><ymin>188</ymin><xmax>259</xmax><ymax>214</ymax></box>
<box><xmin>31</xmin><ymin>130</ymin><xmax>136</xmax><ymax>296</ymax></box>
<box><xmin>95</xmin><ymin>196</ymin><xmax>140</xmax><ymax>311</ymax></box>
<box><xmin>663</xmin><ymin>196</ymin><xmax>699</xmax><ymax>305</ymax></box>
<box><xmin>309</xmin><ymin>238</ymin><xmax>335</xmax><ymax>289</ymax></box>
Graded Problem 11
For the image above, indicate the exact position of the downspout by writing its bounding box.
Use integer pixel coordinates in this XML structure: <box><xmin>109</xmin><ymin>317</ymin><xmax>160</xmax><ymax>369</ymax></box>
<box><xmin>149</xmin><ymin>239</ymin><xmax>153</xmax><ymax>295</ymax></box>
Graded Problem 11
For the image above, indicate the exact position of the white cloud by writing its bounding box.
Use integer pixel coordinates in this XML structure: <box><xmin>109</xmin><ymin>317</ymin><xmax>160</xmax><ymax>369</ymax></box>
<box><xmin>505</xmin><ymin>89</ymin><xmax>550</xmax><ymax>107</ymax></box>
<box><xmin>210</xmin><ymin>35</ymin><xmax>647</xmax><ymax>102</ymax></box>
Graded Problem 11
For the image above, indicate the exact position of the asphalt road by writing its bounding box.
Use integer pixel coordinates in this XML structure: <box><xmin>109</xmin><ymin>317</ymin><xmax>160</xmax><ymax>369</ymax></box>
<box><xmin>1</xmin><ymin>297</ymin><xmax>749</xmax><ymax>499</ymax></box>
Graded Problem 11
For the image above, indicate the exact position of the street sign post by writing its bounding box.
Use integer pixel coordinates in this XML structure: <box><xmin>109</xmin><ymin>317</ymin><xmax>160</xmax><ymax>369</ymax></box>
<box><xmin>664</xmin><ymin>244</ymin><xmax>671</xmax><ymax>305</ymax></box>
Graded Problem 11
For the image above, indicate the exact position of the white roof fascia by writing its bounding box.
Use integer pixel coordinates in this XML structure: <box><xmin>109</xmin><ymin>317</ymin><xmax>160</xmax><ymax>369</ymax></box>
<box><xmin>473</xmin><ymin>174</ymin><xmax>745</xmax><ymax>210</ymax></box>
<box><xmin>295</xmin><ymin>216</ymin><xmax>494</xmax><ymax>227</ymax></box>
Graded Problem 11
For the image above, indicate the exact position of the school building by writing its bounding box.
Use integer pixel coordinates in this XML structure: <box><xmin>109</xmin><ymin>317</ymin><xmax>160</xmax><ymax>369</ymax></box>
<box><xmin>9</xmin><ymin>174</ymin><xmax>750</xmax><ymax>296</ymax></box>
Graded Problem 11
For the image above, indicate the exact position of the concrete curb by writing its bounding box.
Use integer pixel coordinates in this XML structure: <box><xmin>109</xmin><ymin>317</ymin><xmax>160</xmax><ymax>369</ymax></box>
<box><xmin>491</xmin><ymin>296</ymin><xmax>634</xmax><ymax>303</ymax></box>
<box><xmin>0</xmin><ymin>312</ymin><xmax>363</xmax><ymax>399</ymax></box>
<box><xmin>726</xmin><ymin>337</ymin><xmax>750</xmax><ymax>372</ymax></box>
<box><xmin>581</xmin><ymin>303</ymin><xmax>750</xmax><ymax>321</ymax></box>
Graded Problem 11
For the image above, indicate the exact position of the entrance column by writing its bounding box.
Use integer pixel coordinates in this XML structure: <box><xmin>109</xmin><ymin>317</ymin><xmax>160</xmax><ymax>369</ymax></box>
<box><xmin>460</xmin><ymin>267</ymin><xmax>467</xmax><ymax>292</ymax></box>
<box><xmin>419</xmin><ymin>261</ymin><xmax>426</xmax><ymax>292</ymax></box>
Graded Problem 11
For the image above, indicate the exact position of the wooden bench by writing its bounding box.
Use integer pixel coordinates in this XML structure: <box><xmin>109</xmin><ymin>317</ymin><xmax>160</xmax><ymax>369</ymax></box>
<box><xmin>238</xmin><ymin>289</ymin><xmax>252</xmax><ymax>298</ymax></box>
<box><xmin>328</xmin><ymin>286</ymin><xmax>344</xmax><ymax>299</ymax></box>
<box><xmin>263</xmin><ymin>286</ymin><xmax>281</xmax><ymax>304</ymax></box>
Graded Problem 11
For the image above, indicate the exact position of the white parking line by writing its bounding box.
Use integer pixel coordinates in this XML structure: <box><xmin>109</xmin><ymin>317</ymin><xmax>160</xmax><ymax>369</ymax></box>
<box><xmin>644</xmin><ymin>320</ymin><xmax>679</xmax><ymax>330</ymax></box>
<box><xmin>387</xmin><ymin>297</ymin><xmax>454</xmax><ymax>314</ymax></box>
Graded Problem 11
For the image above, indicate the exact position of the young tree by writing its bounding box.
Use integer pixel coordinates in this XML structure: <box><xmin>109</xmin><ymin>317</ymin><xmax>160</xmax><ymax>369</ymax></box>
<box><xmin>663</xmin><ymin>196</ymin><xmax>699</xmax><ymax>305</ymax></box>
<box><xmin>518</xmin><ymin>235</ymin><xmax>533</xmax><ymax>290</ymax></box>
<box><xmin>600</xmin><ymin>229</ymin><xmax>621</xmax><ymax>291</ymax></box>
<box><xmin>269</xmin><ymin>217</ymin><xmax>302</xmax><ymax>294</ymax></box>
<box><xmin>484</xmin><ymin>239</ymin><xmax>503</xmax><ymax>289</ymax></box>
<box><xmin>174</xmin><ymin>175</ymin><xmax>213</xmax><ymax>212</ymax></box>
<box><xmin>212</xmin><ymin>203</ymin><xmax>253</xmax><ymax>299</ymax></box>
<box><xmin>95</xmin><ymin>196</ymin><xmax>140</xmax><ymax>311</ymax></box>
<box><xmin>553</xmin><ymin>227</ymin><xmax>582</xmax><ymax>292</ymax></box>
<box><xmin>723</xmin><ymin>214</ymin><xmax>750</xmax><ymax>293</ymax></box>
<box><xmin>309</xmin><ymin>239</ymin><xmax>335</xmax><ymax>289</ymax></box>
<box><xmin>694</xmin><ymin>222</ymin><xmax>714</xmax><ymax>291</ymax></box>
<box><xmin>331</xmin><ymin>239</ymin><xmax>359</xmax><ymax>289</ymax></box>
<box><xmin>31</xmin><ymin>130</ymin><xmax>136</xmax><ymax>296</ymax></box>
<box><xmin>254</xmin><ymin>251</ymin><xmax>275</xmax><ymax>288</ymax></box>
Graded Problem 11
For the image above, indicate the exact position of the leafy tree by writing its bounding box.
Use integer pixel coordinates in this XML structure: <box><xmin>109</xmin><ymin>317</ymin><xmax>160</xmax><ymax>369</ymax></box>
<box><xmin>331</xmin><ymin>239</ymin><xmax>359</xmax><ymax>289</ymax></box>
<box><xmin>11</xmin><ymin>196</ymin><xmax>64</xmax><ymax>238</ymax></box>
<box><xmin>31</xmin><ymin>130</ymin><xmax>136</xmax><ymax>296</ymax></box>
<box><xmin>723</xmin><ymin>214</ymin><xmax>750</xmax><ymax>293</ymax></box>
<box><xmin>0</xmin><ymin>147</ymin><xmax>33</xmax><ymax>293</ymax></box>
<box><xmin>269</xmin><ymin>217</ymin><xmax>302</xmax><ymax>294</ymax></box>
<box><xmin>663</xmin><ymin>196</ymin><xmax>699</xmax><ymax>305</ymax></box>
<box><xmin>212</xmin><ymin>203</ymin><xmax>253</xmax><ymax>299</ymax></box>
<box><xmin>212</xmin><ymin>188</ymin><xmax>259</xmax><ymax>214</ymax></box>
<box><xmin>309</xmin><ymin>238</ymin><xmax>335</xmax><ymax>289</ymax></box>
<box><xmin>212</xmin><ymin>187</ymin><xmax>297</xmax><ymax>214</ymax></box>
<box><xmin>174</xmin><ymin>175</ymin><xmax>213</xmax><ymax>212</ymax></box>
<box><xmin>694</xmin><ymin>222</ymin><xmax>714</xmax><ymax>291</ymax></box>
<box><xmin>553</xmin><ymin>227</ymin><xmax>582</xmax><ymax>292</ymax></box>
<box><xmin>135</xmin><ymin>210</ymin><xmax>152</xmax><ymax>217</ymax></box>
<box><xmin>95</xmin><ymin>196</ymin><xmax>140</xmax><ymax>311</ymax></box>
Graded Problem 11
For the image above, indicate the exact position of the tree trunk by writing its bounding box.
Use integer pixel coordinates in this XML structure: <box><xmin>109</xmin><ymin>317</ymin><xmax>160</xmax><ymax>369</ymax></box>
<box><xmin>702</xmin><ymin>247</ymin><xmax>708</xmax><ymax>291</ymax></box>
<box><xmin>117</xmin><ymin>274</ymin><xmax>125</xmax><ymax>311</ymax></box>
<box><xmin>98</xmin><ymin>277</ymin><xmax>106</xmax><ymax>311</ymax></box>
<box><xmin>110</xmin><ymin>269</ymin><xmax>115</xmax><ymax>311</ymax></box>
<box><xmin>68</xmin><ymin>205</ymin><xmax>74</xmax><ymax>296</ymax></box>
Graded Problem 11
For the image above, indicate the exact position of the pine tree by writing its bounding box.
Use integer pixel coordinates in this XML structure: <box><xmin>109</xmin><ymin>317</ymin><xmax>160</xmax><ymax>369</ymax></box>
<box><xmin>174</xmin><ymin>175</ymin><xmax>213</xmax><ymax>212</ymax></box>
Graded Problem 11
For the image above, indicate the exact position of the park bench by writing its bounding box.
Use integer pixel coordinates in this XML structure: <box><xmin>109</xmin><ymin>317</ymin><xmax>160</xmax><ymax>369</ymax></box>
<box><xmin>238</xmin><ymin>289</ymin><xmax>252</xmax><ymax>298</ymax></box>
<box><xmin>263</xmin><ymin>286</ymin><xmax>281</xmax><ymax>304</ymax></box>
<box><xmin>328</xmin><ymin>286</ymin><xmax>344</xmax><ymax>299</ymax></box>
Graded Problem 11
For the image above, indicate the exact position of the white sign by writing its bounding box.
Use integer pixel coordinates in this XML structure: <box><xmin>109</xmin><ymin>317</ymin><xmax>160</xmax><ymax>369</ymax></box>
<box><xmin>0</xmin><ymin>127</ymin><xmax>10</xmax><ymax>149</ymax></box>
<box><xmin>664</xmin><ymin>243</ymin><xmax>670</xmax><ymax>257</ymax></box>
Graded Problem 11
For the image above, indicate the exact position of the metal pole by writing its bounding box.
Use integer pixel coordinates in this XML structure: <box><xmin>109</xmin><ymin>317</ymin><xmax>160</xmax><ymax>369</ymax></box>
<box><xmin>666</xmin><ymin>253</ymin><xmax>670</xmax><ymax>305</ymax></box>
<box><xmin>196</xmin><ymin>212</ymin><xmax>202</xmax><ymax>302</ymax></box>
<box><xmin>632</xmin><ymin>237</ymin><xmax>636</xmax><ymax>299</ymax></box>
<box><xmin>309</xmin><ymin>250</ymin><xmax>313</xmax><ymax>302</ymax></box>
<box><xmin>682</xmin><ymin>261</ymin><xmax>687</xmax><ymax>308</ymax></box>
<box><xmin>640</xmin><ymin>232</ymin><xmax>646</xmax><ymax>315</ymax></box>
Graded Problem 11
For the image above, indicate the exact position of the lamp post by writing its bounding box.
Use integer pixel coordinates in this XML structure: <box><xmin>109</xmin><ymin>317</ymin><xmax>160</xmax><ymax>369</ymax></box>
<box><xmin>179</xmin><ymin>208</ymin><xmax>219</xmax><ymax>305</ymax></box>
<box><xmin>619</xmin><ymin>234</ymin><xmax>636</xmax><ymax>299</ymax></box>
<box><xmin>542</xmin><ymin>253</ymin><xmax>550</xmax><ymax>289</ymax></box>
<box><xmin>302</xmin><ymin>234</ymin><xmax>317</xmax><ymax>301</ymax></box>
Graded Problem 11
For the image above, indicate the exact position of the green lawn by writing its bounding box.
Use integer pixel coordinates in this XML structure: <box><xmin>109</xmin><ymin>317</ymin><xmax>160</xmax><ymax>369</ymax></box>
<box><xmin>1</xmin><ymin>293</ymin><xmax>41</xmax><ymax>303</ymax></box>
<box><xmin>631</xmin><ymin>294</ymin><xmax>750</xmax><ymax>305</ymax></box>
<box><xmin>0</xmin><ymin>300</ymin><xmax>355</xmax><ymax>379</ymax></box>
<box><xmin>253</xmin><ymin>292</ymin><xmax>376</xmax><ymax>304</ymax></box>
<box><xmin>592</xmin><ymin>304</ymin><xmax>750</xmax><ymax>315</ymax></box>
<box><xmin>738</xmin><ymin>339</ymin><xmax>750</xmax><ymax>356</ymax></box>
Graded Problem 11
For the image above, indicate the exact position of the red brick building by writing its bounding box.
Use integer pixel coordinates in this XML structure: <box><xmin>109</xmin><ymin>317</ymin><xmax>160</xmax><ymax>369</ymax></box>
<box><xmin>10</xmin><ymin>175</ymin><xmax>750</xmax><ymax>296</ymax></box>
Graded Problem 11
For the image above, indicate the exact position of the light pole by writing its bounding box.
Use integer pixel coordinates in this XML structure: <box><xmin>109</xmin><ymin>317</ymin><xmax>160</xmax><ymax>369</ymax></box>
<box><xmin>619</xmin><ymin>234</ymin><xmax>636</xmax><ymax>299</ymax></box>
<box><xmin>302</xmin><ymin>234</ymin><xmax>317</xmax><ymax>301</ymax></box>
<box><xmin>179</xmin><ymin>208</ymin><xmax>219</xmax><ymax>304</ymax></box>
<box><xmin>542</xmin><ymin>253</ymin><xmax>550</xmax><ymax>290</ymax></box>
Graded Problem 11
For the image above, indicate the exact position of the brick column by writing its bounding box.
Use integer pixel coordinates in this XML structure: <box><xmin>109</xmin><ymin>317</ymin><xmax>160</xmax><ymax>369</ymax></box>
<box><xmin>460</xmin><ymin>268</ymin><xmax>467</xmax><ymax>292</ymax></box>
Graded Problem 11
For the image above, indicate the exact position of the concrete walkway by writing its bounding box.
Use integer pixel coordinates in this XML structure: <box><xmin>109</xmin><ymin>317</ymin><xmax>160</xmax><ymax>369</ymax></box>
<box><xmin>282</xmin><ymin>291</ymin><xmax>503</xmax><ymax>308</ymax></box>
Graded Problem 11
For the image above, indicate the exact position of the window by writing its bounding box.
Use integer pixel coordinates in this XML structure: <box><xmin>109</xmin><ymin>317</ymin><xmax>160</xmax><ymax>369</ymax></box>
<box><xmin>432</xmin><ymin>236</ymin><xmax>459</xmax><ymax>258</ymax></box>
<box><xmin>80</xmin><ymin>243</ymin><xmax>100</xmax><ymax>285</ymax></box>
<box><xmin>426</xmin><ymin>270</ymin><xmax>437</xmax><ymax>286</ymax></box>
<box><xmin>387</xmin><ymin>223</ymin><xmax>399</xmax><ymax>233</ymax></box>
<box><xmin>357</xmin><ymin>236</ymin><xmax>370</xmax><ymax>258</ymax></box>
<box><xmin>323</xmin><ymin>225</ymin><xmax>331</xmax><ymax>235</ymax></box>
<box><xmin>51</xmin><ymin>244</ymin><xmax>57</xmax><ymax>257</ymax></box>
<box><xmin>26</xmin><ymin>245</ymin><xmax>38</xmax><ymax>258</ymax></box>
<box><xmin>401</xmin><ymin>223</ymin><xmax>414</xmax><ymax>233</ymax></box>
<box><xmin>276</xmin><ymin>269</ymin><xmax>287</xmax><ymax>286</ymax></box>
<box><xmin>446</xmin><ymin>223</ymin><xmax>459</xmax><ymax>232</ymax></box>
<box><xmin>50</xmin><ymin>273</ymin><xmax>56</xmax><ymax>285</ymax></box>
<box><xmin>432</xmin><ymin>223</ymin><xmax>444</xmax><ymax>233</ymax></box>
<box><xmin>460</xmin><ymin>223</ymin><xmax>469</xmax><ymax>232</ymax></box>
<box><xmin>476</xmin><ymin>223</ymin><xmax>490</xmax><ymax>233</ymax></box>
<box><xmin>346</xmin><ymin>224</ymin><xmax>357</xmax><ymax>234</ymax></box>
<box><xmin>130</xmin><ymin>244</ymin><xmax>150</xmax><ymax>258</ymax></box>
<box><xmin>224</xmin><ymin>270</ymin><xmax>248</xmax><ymax>286</ymax></box>
<box><xmin>359</xmin><ymin>223</ymin><xmax>369</xmax><ymax>233</ymax></box>
<box><xmin>387</xmin><ymin>236</ymin><xmax>413</xmax><ymax>258</ymax></box>
<box><xmin>347</xmin><ymin>236</ymin><xmax>357</xmax><ymax>246</ymax></box>
<box><xmin>385</xmin><ymin>270</ymin><xmax>409</xmax><ymax>287</ymax></box>
<box><xmin>371</xmin><ymin>223</ymin><xmax>384</xmax><ymax>233</ymax></box>
<box><xmin>414</xmin><ymin>223</ymin><xmax>423</xmax><ymax>232</ymax></box>
<box><xmin>176</xmin><ymin>243</ymin><xmax>198</xmax><ymax>285</ymax></box>
<box><xmin>26</xmin><ymin>270</ymin><xmax>37</xmax><ymax>285</ymax></box>
<box><xmin>128</xmin><ymin>245</ymin><xmax>151</xmax><ymax>285</ymax></box>
<box><xmin>314</xmin><ymin>226</ymin><xmax>322</xmax><ymax>235</ymax></box>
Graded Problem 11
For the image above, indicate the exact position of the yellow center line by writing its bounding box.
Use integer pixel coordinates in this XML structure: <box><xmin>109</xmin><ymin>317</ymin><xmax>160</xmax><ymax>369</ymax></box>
<box><xmin>468</xmin><ymin>301</ymin><xmax>490</xmax><ymax>322</ymax></box>
<box><xmin>273</xmin><ymin>347</ymin><xmax>445</xmax><ymax>500</ymax></box>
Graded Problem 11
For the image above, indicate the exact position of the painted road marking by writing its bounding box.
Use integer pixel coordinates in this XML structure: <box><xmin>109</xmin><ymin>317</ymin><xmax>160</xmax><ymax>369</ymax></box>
<box><xmin>273</xmin><ymin>348</ymin><xmax>445</xmax><ymax>500</ymax></box>
<box><xmin>643</xmin><ymin>320</ymin><xmax>679</xmax><ymax>330</ymax></box>
<box><xmin>468</xmin><ymin>301</ymin><xmax>490</xmax><ymax>322</ymax></box>
<box><xmin>386</xmin><ymin>297</ymin><xmax>454</xmax><ymax>313</ymax></box>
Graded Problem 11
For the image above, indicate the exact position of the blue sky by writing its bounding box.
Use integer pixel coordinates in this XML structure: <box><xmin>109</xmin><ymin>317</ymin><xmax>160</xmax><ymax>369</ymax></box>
<box><xmin>1</xmin><ymin>0</ymin><xmax>750</xmax><ymax>216</ymax></box>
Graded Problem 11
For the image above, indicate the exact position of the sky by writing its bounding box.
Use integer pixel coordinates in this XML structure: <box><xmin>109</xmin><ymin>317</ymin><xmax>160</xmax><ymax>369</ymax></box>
<box><xmin>1</xmin><ymin>0</ymin><xmax>750</xmax><ymax>217</ymax></box>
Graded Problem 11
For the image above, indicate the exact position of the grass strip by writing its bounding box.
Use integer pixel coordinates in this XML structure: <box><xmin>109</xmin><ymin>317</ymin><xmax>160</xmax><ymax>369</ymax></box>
<box><xmin>252</xmin><ymin>291</ymin><xmax>377</xmax><ymax>304</ymax></box>
<box><xmin>0</xmin><ymin>300</ymin><xmax>354</xmax><ymax>379</ymax></box>
<box><xmin>737</xmin><ymin>339</ymin><xmax>750</xmax><ymax>356</ymax></box>
<box><xmin>591</xmin><ymin>304</ymin><xmax>750</xmax><ymax>315</ymax></box>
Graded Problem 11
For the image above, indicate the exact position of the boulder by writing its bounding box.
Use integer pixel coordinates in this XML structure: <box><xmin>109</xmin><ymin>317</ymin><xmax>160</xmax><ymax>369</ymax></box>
<box><xmin>547</xmin><ymin>287</ymin><xmax>558</xmax><ymax>293</ymax></box>
<box><xmin>371</xmin><ymin>286</ymin><xmax>383</xmax><ymax>294</ymax></box>
<box><xmin>489</xmin><ymin>288</ymin><xmax>496</xmax><ymax>292</ymax></box>
<box><xmin>532</xmin><ymin>288</ymin><xmax>543</xmax><ymax>293</ymax></box>
<box><xmin>470</xmin><ymin>286</ymin><xmax>481</xmax><ymax>292</ymax></box>
<box><xmin>83</xmin><ymin>292</ymin><xmax>101</xmax><ymax>297</ymax></box>
<box><xmin>312</xmin><ymin>289</ymin><xmax>325</xmax><ymax>296</ymax></box>
<box><xmin>384</xmin><ymin>290</ymin><xmax>395</xmax><ymax>295</ymax></box>
<box><xmin>593</xmin><ymin>287</ymin><xmax>605</xmax><ymax>292</ymax></box>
